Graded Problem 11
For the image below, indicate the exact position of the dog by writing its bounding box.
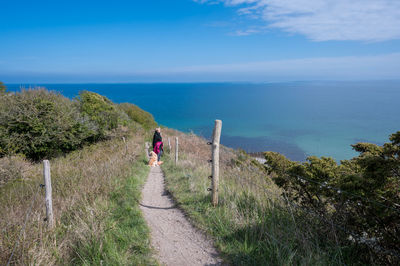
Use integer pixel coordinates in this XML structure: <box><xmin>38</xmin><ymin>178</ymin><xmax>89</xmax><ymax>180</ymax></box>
<box><xmin>148</xmin><ymin>151</ymin><xmax>158</xmax><ymax>167</ymax></box>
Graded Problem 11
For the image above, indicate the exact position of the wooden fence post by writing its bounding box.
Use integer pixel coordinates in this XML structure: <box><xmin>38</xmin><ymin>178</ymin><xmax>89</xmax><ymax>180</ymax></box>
<box><xmin>175</xmin><ymin>137</ymin><xmax>179</xmax><ymax>164</ymax></box>
<box><xmin>122</xmin><ymin>137</ymin><xmax>128</xmax><ymax>155</ymax></box>
<box><xmin>211</xmin><ymin>120</ymin><xmax>222</xmax><ymax>206</ymax></box>
<box><xmin>145</xmin><ymin>142</ymin><xmax>150</xmax><ymax>160</ymax></box>
<box><xmin>168</xmin><ymin>137</ymin><xmax>171</xmax><ymax>152</ymax></box>
<box><xmin>43</xmin><ymin>160</ymin><xmax>54</xmax><ymax>229</ymax></box>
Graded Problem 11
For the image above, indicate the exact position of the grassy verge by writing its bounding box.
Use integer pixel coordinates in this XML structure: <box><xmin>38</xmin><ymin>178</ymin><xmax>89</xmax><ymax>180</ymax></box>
<box><xmin>161</xmin><ymin>129</ymin><xmax>356</xmax><ymax>265</ymax></box>
<box><xmin>0</xmin><ymin>132</ymin><xmax>156</xmax><ymax>265</ymax></box>
<box><xmin>70</xmin><ymin>159</ymin><xmax>157</xmax><ymax>265</ymax></box>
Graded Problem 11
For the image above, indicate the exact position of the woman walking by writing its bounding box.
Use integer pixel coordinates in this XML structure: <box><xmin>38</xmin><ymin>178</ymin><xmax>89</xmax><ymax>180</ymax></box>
<box><xmin>152</xmin><ymin>127</ymin><xmax>163</xmax><ymax>162</ymax></box>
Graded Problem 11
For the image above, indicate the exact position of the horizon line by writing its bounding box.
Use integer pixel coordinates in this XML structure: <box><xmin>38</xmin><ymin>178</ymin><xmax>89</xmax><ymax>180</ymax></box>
<box><xmin>5</xmin><ymin>79</ymin><xmax>400</xmax><ymax>85</ymax></box>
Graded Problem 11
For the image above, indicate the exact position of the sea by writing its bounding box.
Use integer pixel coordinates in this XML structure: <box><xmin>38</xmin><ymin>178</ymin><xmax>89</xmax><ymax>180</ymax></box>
<box><xmin>6</xmin><ymin>81</ymin><xmax>400</xmax><ymax>162</ymax></box>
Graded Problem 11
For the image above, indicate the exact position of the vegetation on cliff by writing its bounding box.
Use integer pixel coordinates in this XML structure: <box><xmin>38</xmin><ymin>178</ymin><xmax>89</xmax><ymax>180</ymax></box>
<box><xmin>0</xmin><ymin>82</ymin><xmax>6</xmax><ymax>94</ymax></box>
<box><xmin>119</xmin><ymin>102</ymin><xmax>157</xmax><ymax>130</ymax></box>
<box><xmin>0</xmin><ymin>88</ymin><xmax>156</xmax><ymax>161</ymax></box>
<box><xmin>0</xmin><ymin>86</ymin><xmax>157</xmax><ymax>265</ymax></box>
<box><xmin>265</xmin><ymin>132</ymin><xmax>400</xmax><ymax>264</ymax></box>
<box><xmin>160</xmin><ymin>128</ymin><xmax>399</xmax><ymax>265</ymax></box>
<box><xmin>161</xmin><ymin>129</ymin><xmax>349</xmax><ymax>265</ymax></box>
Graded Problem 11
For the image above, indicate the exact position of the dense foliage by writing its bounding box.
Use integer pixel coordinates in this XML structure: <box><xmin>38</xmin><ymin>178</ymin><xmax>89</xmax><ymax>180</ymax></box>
<box><xmin>119</xmin><ymin>103</ymin><xmax>157</xmax><ymax>130</ymax></box>
<box><xmin>0</xmin><ymin>89</ymin><xmax>95</xmax><ymax>160</ymax></box>
<box><xmin>0</xmin><ymin>87</ymin><xmax>156</xmax><ymax>161</ymax></box>
<box><xmin>264</xmin><ymin>132</ymin><xmax>400</xmax><ymax>264</ymax></box>
<box><xmin>78</xmin><ymin>91</ymin><xmax>129</xmax><ymax>140</ymax></box>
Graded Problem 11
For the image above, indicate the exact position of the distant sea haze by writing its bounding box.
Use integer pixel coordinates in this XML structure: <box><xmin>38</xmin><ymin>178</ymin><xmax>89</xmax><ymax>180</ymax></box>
<box><xmin>7</xmin><ymin>81</ymin><xmax>400</xmax><ymax>161</ymax></box>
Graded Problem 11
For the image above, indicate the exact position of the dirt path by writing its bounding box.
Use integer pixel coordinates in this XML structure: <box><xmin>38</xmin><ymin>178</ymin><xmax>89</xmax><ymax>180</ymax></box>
<box><xmin>140</xmin><ymin>166</ymin><xmax>222</xmax><ymax>266</ymax></box>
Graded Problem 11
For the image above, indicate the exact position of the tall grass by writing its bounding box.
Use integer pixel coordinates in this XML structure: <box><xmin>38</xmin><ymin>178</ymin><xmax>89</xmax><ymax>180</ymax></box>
<box><xmin>70</xmin><ymin>159</ymin><xmax>157</xmax><ymax>265</ymax></box>
<box><xmin>0</xmin><ymin>130</ymin><xmax>155</xmax><ymax>265</ymax></box>
<box><xmin>161</xmin><ymin>128</ymin><xmax>357</xmax><ymax>265</ymax></box>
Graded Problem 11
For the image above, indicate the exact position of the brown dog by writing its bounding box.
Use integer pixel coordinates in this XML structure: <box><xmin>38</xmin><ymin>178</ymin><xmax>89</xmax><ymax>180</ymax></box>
<box><xmin>148</xmin><ymin>151</ymin><xmax>158</xmax><ymax>167</ymax></box>
<box><xmin>148</xmin><ymin>151</ymin><xmax>164</xmax><ymax>166</ymax></box>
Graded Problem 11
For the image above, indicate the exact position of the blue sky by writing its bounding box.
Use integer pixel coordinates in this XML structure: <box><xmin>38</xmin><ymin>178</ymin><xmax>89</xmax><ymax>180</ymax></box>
<box><xmin>1</xmin><ymin>0</ymin><xmax>400</xmax><ymax>82</ymax></box>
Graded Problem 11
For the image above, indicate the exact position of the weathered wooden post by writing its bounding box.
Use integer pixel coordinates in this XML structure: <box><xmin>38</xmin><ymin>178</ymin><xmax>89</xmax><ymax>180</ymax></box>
<box><xmin>168</xmin><ymin>137</ymin><xmax>171</xmax><ymax>152</ymax></box>
<box><xmin>175</xmin><ymin>137</ymin><xmax>179</xmax><ymax>164</ymax></box>
<box><xmin>122</xmin><ymin>137</ymin><xmax>128</xmax><ymax>155</ymax></box>
<box><xmin>43</xmin><ymin>160</ymin><xmax>54</xmax><ymax>229</ymax></box>
<box><xmin>211</xmin><ymin>120</ymin><xmax>222</xmax><ymax>206</ymax></box>
<box><xmin>145</xmin><ymin>142</ymin><xmax>150</xmax><ymax>160</ymax></box>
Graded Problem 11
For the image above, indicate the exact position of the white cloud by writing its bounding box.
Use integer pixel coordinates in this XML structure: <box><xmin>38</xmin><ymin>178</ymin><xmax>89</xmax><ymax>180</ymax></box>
<box><xmin>197</xmin><ymin>0</ymin><xmax>400</xmax><ymax>41</ymax></box>
<box><xmin>230</xmin><ymin>28</ymin><xmax>260</xmax><ymax>36</ymax></box>
<box><xmin>204</xmin><ymin>21</ymin><xmax>232</xmax><ymax>27</ymax></box>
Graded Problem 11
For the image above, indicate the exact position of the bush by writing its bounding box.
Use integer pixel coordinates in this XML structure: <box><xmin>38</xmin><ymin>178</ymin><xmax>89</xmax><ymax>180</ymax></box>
<box><xmin>0</xmin><ymin>89</ymin><xmax>95</xmax><ymax>160</ymax></box>
<box><xmin>78</xmin><ymin>91</ymin><xmax>129</xmax><ymax>140</ymax></box>
<box><xmin>119</xmin><ymin>103</ymin><xmax>157</xmax><ymax>130</ymax></box>
<box><xmin>0</xmin><ymin>81</ymin><xmax>6</xmax><ymax>94</ymax></box>
<box><xmin>264</xmin><ymin>132</ymin><xmax>400</xmax><ymax>264</ymax></box>
<box><xmin>0</xmin><ymin>88</ymin><xmax>154</xmax><ymax>161</ymax></box>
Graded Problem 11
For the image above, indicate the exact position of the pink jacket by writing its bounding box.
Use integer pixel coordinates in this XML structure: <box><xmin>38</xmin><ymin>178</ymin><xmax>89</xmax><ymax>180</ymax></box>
<box><xmin>153</xmin><ymin>141</ymin><xmax>163</xmax><ymax>154</ymax></box>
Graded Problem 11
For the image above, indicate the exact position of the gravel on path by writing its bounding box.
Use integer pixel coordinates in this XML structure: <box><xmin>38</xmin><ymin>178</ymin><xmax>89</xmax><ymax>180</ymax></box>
<box><xmin>140</xmin><ymin>166</ymin><xmax>222</xmax><ymax>266</ymax></box>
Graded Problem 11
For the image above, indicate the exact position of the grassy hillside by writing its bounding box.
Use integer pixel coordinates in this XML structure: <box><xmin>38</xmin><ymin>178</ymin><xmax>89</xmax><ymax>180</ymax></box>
<box><xmin>0</xmin><ymin>130</ymin><xmax>158</xmax><ymax>265</ymax></box>
<box><xmin>160</xmin><ymin>128</ymin><xmax>381</xmax><ymax>265</ymax></box>
<box><xmin>0</xmin><ymin>87</ymin><xmax>158</xmax><ymax>265</ymax></box>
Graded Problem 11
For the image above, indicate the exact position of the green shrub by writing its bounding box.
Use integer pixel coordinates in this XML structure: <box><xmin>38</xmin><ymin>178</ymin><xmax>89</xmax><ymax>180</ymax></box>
<box><xmin>0</xmin><ymin>89</ymin><xmax>95</xmax><ymax>160</ymax></box>
<box><xmin>0</xmin><ymin>88</ymin><xmax>155</xmax><ymax>161</ymax></box>
<box><xmin>119</xmin><ymin>103</ymin><xmax>156</xmax><ymax>130</ymax></box>
<box><xmin>264</xmin><ymin>132</ymin><xmax>400</xmax><ymax>264</ymax></box>
<box><xmin>78</xmin><ymin>91</ymin><xmax>129</xmax><ymax>140</ymax></box>
<box><xmin>0</xmin><ymin>82</ymin><xmax>6</xmax><ymax>94</ymax></box>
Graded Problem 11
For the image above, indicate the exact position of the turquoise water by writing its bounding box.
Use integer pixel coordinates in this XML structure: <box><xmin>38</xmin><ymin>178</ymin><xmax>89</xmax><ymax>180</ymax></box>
<box><xmin>7</xmin><ymin>81</ymin><xmax>400</xmax><ymax>161</ymax></box>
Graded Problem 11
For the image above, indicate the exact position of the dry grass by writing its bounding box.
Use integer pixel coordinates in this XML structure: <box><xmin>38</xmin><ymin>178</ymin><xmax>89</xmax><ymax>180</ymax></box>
<box><xmin>162</xmin><ymin>127</ymin><xmax>279</xmax><ymax>203</ymax></box>
<box><xmin>0</xmin><ymin>156</ymin><xmax>32</xmax><ymax>187</ymax></box>
<box><xmin>0</xmin><ymin>129</ymin><xmax>146</xmax><ymax>265</ymax></box>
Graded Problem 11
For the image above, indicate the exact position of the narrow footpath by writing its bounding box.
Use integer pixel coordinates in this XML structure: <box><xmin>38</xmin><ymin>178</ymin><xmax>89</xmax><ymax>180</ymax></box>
<box><xmin>140</xmin><ymin>166</ymin><xmax>222</xmax><ymax>266</ymax></box>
